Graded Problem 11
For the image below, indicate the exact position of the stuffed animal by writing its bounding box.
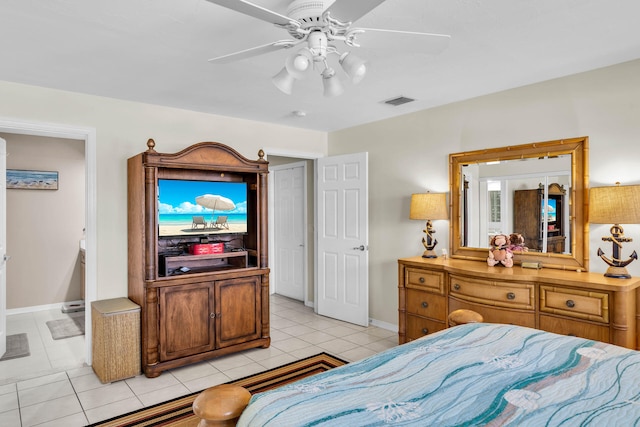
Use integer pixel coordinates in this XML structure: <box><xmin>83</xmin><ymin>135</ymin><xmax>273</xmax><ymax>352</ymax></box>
<box><xmin>508</xmin><ymin>233</ymin><xmax>528</xmax><ymax>252</ymax></box>
<box><xmin>487</xmin><ymin>234</ymin><xmax>514</xmax><ymax>267</ymax></box>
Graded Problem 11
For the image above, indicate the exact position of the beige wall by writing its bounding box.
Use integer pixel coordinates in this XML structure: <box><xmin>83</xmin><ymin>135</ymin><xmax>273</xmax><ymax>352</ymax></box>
<box><xmin>0</xmin><ymin>81</ymin><xmax>327</xmax><ymax>303</ymax></box>
<box><xmin>3</xmin><ymin>134</ymin><xmax>85</xmax><ymax>308</ymax></box>
<box><xmin>329</xmin><ymin>59</ymin><xmax>640</xmax><ymax>325</ymax></box>
<box><xmin>3</xmin><ymin>59</ymin><xmax>640</xmax><ymax>327</ymax></box>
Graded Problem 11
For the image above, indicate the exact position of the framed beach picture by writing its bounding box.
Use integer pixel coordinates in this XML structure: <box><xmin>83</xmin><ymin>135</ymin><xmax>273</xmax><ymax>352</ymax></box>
<box><xmin>7</xmin><ymin>169</ymin><xmax>59</xmax><ymax>190</ymax></box>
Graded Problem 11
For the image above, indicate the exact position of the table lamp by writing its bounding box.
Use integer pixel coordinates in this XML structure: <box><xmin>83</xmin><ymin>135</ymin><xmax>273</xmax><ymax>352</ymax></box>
<box><xmin>410</xmin><ymin>193</ymin><xmax>449</xmax><ymax>258</ymax></box>
<box><xmin>589</xmin><ymin>183</ymin><xmax>640</xmax><ymax>278</ymax></box>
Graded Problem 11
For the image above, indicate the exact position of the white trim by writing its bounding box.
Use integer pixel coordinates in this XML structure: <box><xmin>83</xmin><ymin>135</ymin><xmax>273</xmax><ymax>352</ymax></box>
<box><xmin>263</xmin><ymin>147</ymin><xmax>325</xmax><ymax>160</ymax></box>
<box><xmin>6</xmin><ymin>301</ymin><xmax>82</xmax><ymax>315</ymax></box>
<box><xmin>369</xmin><ymin>318</ymin><xmax>397</xmax><ymax>333</ymax></box>
<box><xmin>0</xmin><ymin>117</ymin><xmax>96</xmax><ymax>366</ymax></box>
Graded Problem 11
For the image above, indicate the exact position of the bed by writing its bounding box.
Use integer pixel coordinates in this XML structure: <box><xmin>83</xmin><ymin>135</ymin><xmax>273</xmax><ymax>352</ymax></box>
<box><xmin>234</xmin><ymin>323</ymin><xmax>640</xmax><ymax>426</ymax></box>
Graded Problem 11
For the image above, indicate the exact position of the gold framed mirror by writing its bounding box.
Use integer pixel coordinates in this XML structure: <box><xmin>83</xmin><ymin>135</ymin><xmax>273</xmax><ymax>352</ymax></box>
<box><xmin>449</xmin><ymin>136</ymin><xmax>589</xmax><ymax>271</ymax></box>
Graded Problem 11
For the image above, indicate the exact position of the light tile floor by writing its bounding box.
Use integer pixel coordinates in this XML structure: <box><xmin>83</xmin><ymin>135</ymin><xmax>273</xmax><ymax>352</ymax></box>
<box><xmin>0</xmin><ymin>294</ymin><xmax>398</xmax><ymax>426</ymax></box>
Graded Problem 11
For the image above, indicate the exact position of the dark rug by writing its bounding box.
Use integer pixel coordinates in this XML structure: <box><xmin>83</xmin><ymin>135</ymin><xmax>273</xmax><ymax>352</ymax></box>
<box><xmin>46</xmin><ymin>313</ymin><xmax>85</xmax><ymax>340</ymax></box>
<box><xmin>90</xmin><ymin>352</ymin><xmax>347</xmax><ymax>427</ymax></box>
<box><xmin>0</xmin><ymin>333</ymin><xmax>30</xmax><ymax>361</ymax></box>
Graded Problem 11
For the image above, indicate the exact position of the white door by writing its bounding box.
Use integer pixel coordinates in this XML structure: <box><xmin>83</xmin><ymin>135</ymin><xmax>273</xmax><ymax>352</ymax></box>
<box><xmin>0</xmin><ymin>138</ymin><xmax>6</xmax><ymax>357</ymax></box>
<box><xmin>273</xmin><ymin>163</ymin><xmax>306</xmax><ymax>301</ymax></box>
<box><xmin>316</xmin><ymin>152</ymin><xmax>368</xmax><ymax>326</ymax></box>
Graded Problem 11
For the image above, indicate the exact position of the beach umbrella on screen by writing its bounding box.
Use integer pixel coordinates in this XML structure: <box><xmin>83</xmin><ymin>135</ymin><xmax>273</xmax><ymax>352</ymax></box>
<box><xmin>195</xmin><ymin>194</ymin><xmax>236</xmax><ymax>221</ymax></box>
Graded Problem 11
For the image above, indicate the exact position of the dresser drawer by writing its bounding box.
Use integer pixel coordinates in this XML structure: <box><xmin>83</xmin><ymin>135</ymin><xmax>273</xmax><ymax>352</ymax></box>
<box><xmin>406</xmin><ymin>289</ymin><xmax>446</xmax><ymax>320</ymax></box>
<box><xmin>539</xmin><ymin>286</ymin><xmax>609</xmax><ymax>323</ymax></box>
<box><xmin>449</xmin><ymin>275</ymin><xmax>534</xmax><ymax>310</ymax></box>
<box><xmin>405</xmin><ymin>315</ymin><xmax>446</xmax><ymax>341</ymax></box>
<box><xmin>539</xmin><ymin>314</ymin><xmax>610</xmax><ymax>342</ymax></box>
<box><xmin>405</xmin><ymin>268</ymin><xmax>445</xmax><ymax>294</ymax></box>
<box><xmin>449</xmin><ymin>298</ymin><xmax>535</xmax><ymax>328</ymax></box>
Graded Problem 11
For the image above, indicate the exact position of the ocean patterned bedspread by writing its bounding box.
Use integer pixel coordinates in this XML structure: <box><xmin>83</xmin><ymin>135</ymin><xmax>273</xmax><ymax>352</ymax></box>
<box><xmin>237</xmin><ymin>323</ymin><xmax>640</xmax><ymax>426</ymax></box>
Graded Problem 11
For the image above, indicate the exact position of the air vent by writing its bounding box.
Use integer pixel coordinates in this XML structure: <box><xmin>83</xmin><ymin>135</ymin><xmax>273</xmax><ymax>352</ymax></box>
<box><xmin>383</xmin><ymin>96</ymin><xmax>415</xmax><ymax>106</ymax></box>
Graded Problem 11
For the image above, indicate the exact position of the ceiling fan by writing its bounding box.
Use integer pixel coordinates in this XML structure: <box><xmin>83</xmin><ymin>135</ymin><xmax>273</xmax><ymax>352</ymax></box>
<box><xmin>205</xmin><ymin>0</ymin><xmax>451</xmax><ymax>97</ymax></box>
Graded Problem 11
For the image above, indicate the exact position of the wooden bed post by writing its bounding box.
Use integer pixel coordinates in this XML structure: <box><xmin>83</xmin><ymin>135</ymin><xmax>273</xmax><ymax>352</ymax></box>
<box><xmin>448</xmin><ymin>309</ymin><xmax>484</xmax><ymax>326</ymax></box>
<box><xmin>192</xmin><ymin>384</ymin><xmax>251</xmax><ymax>426</ymax></box>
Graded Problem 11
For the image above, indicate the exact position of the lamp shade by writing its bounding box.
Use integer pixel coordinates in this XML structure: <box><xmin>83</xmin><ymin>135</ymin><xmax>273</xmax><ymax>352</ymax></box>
<box><xmin>589</xmin><ymin>184</ymin><xmax>640</xmax><ymax>224</ymax></box>
<box><xmin>339</xmin><ymin>52</ymin><xmax>367</xmax><ymax>84</ymax></box>
<box><xmin>322</xmin><ymin>68</ymin><xmax>344</xmax><ymax>97</ymax></box>
<box><xmin>272</xmin><ymin>67</ymin><xmax>296</xmax><ymax>95</ymax></box>
<box><xmin>410</xmin><ymin>193</ymin><xmax>449</xmax><ymax>220</ymax></box>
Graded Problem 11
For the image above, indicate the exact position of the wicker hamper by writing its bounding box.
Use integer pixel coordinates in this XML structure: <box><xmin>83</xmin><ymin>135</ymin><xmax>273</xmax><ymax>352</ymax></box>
<box><xmin>91</xmin><ymin>298</ymin><xmax>141</xmax><ymax>383</ymax></box>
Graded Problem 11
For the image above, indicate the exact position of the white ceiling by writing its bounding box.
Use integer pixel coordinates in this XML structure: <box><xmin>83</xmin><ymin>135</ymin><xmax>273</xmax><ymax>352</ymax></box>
<box><xmin>1</xmin><ymin>0</ymin><xmax>640</xmax><ymax>132</ymax></box>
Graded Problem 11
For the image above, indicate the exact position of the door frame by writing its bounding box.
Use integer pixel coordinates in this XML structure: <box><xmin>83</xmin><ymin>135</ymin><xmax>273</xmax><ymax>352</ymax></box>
<box><xmin>269</xmin><ymin>161</ymin><xmax>308</xmax><ymax>303</ymax></box>
<box><xmin>0</xmin><ymin>138</ymin><xmax>5</xmax><ymax>358</ymax></box>
<box><xmin>265</xmin><ymin>148</ymin><xmax>322</xmax><ymax>308</ymax></box>
<box><xmin>0</xmin><ymin>117</ymin><xmax>97</xmax><ymax>364</ymax></box>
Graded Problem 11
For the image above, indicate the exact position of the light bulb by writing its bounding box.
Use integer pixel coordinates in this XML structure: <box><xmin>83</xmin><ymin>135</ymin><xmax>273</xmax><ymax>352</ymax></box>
<box><xmin>292</xmin><ymin>54</ymin><xmax>309</xmax><ymax>71</ymax></box>
<box><xmin>285</xmin><ymin>48</ymin><xmax>313</xmax><ymax>80</ymax></box>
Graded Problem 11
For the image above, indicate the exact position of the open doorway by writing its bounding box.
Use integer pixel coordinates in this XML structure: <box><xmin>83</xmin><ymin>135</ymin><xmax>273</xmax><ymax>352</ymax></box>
<box><xmin>1</xmin><ymin>134</ymin><xmax>85</xmax><ymax>379</ymax></box>
<box><xmin>0</xmin><ymin>118</ymin><xmax>96</xmax><ymax>381</ymax></box>
<box><xmin>267</xmin><ymin>155</ymin><xmax>315</xmax><ymax>307</ymax></box>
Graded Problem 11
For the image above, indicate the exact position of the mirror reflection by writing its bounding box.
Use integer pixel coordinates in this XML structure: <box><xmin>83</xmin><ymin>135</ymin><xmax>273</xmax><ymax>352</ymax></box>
<box><xmin>461</xmin><ymin>155</ymin><xmax>571</xmax><ymax>254</ymax></box>
<box><xmin>449</xmin><ymin>137</ymin><xmax>588</xmax><ymax>271</ymax></box>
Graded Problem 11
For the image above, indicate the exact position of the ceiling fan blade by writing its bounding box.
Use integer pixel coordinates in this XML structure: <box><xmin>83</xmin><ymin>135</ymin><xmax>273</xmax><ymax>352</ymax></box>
<box><xmin>324</xmin><ymin>0</ymin><xmax>386</xmax><ymax>23</ymax></box>
<box><xmin>205</xmin><ymin>0</ymin><xmax>296</xmax><ymax>26</ymax></box>
<box><xmin>353</xmin><ymin>28</ymin><xmax>451</xmax><ymax>54</ymax></box>
<box><xmin>209</xmin><ymin>40</ymin><xmax>299</xmax><ymax>64</ymax></box>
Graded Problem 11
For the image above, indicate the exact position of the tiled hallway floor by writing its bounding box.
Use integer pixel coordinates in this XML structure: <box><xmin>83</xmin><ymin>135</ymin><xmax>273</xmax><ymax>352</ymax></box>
<box><xmin>0</xmin><ymin>294</ymin><xmax>397</xmax><ymax>426</ymax></box>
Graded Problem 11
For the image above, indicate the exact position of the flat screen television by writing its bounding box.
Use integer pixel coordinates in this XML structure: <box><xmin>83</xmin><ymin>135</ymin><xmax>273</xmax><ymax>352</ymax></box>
<box><xmin>542</xmin><ymin>198</ymin><xmax>557</xmax><ymax>223</ymax></box>
<box><xmin>158</xmin><ymin>179</ymin><xmax>248</xmax><ymax>237</ymax></box>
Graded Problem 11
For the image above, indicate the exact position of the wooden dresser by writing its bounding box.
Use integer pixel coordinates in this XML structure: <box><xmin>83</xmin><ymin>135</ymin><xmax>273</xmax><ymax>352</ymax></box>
<box><xmin>398</xmin><ymin>256</ymin><xmax>640</xmax><ymax>350</ymax></box>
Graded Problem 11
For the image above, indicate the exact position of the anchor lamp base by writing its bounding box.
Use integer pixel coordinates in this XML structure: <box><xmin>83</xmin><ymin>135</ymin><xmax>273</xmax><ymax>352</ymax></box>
<box><xmin>421</xmin><ymin>248</ymin><xmax>438</xmax><ymax>259</ymax></box>
<box><xmin>597</xmin><ymin>224</ymin><xmax>638</xmax><ymax>280</ymax></box>
<box><xmin>421</xmin><ymin>220</ymin><xmax>439</xmax><ymax>258</ymax></box>
<box><xmin>604</xmin><ymin>266</ymin><xmax>632</xmax><ymax>279</ymax></box>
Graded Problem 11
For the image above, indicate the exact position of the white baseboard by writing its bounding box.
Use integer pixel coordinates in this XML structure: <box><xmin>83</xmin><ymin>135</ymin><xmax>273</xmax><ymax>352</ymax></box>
<box><xmin>369</xmin><ymin>318</ymin><xmax>398</xmax><ymax>332</ymax></box>
<box><xmin>6</xmin><ymin>300</ymin><xmax>84</xmax><ymax>316</ymax></box>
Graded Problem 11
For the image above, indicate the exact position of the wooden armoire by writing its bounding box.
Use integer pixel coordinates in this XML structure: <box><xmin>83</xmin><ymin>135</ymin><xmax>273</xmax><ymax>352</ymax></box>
<box><xmin>127</xmin><ymin>139</ymin><xmax>270</xmax><ymax>378</ymax></box>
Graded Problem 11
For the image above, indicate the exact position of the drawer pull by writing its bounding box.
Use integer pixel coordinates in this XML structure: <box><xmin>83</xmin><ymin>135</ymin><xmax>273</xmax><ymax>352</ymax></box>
<box><xmin>210</xmin><ymin>313</ymin><xmax>216</xmax><ymax>319</ymax></box>
<box><xmin>419</xmin><ymin>277</ymin><xmax>425</xmax><ymax>283</ymax></box>
<box><xmin>454</xmin><ymin>284</ymin><xmax>461</xmax><ymax>291</ymax></box>
<box><xmin>566</xmin><ymin>300</ymin><xmax>576</xmax><ymax>308</ymax></box>
<box><xmin>421</xmin><ymin>301</ymin><xmax>429</xmax><ymax>308</ymax></box>
<box><xmin>422</xmin><ymin>328</ymin><xmax>429</xmax><ymax>334</ymax></box>
<box><xmin>506</xmin><ymin>292</ymin><xmax>516</xmax><ymax>300</ymax></box>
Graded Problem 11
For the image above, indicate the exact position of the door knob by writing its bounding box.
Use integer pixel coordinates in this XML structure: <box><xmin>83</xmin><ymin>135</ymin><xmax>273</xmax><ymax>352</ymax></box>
<box><xmin>352</xmin><ymin>245</ymin><xmax>366</xmax><ymax>251</ymax></box>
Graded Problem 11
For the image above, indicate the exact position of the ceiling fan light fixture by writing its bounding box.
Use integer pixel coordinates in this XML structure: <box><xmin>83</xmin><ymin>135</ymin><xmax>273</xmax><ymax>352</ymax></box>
<box><xmin>206</xmin><ymin>0</ymin><xmax>452</xmax><ymax>98</ymax></box>
<box><xmin>321</xmin><ymin>67</ymin><xmax>344</xmax><ymax>97</ymax></box>
<box><xmin>272</xmin><ymin>67</ymin><xmax>296</xmax><ymax>94</ymax></box>
<box><xmin>339</xmin><ymin>52</ymin><xmax>367</xmax><ymax>84</ymax></box>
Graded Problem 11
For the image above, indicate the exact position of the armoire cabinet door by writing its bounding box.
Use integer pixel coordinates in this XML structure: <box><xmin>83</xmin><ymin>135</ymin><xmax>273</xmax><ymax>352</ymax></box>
<box><xmin>216</xmin><ymin>276</ymin><xmax>262</xmax><ymax>348</ymax></box>
<box><xmin>159</xmin><ymin>282</ymin><xmax>215</xmax><ymax>361</ymax></box>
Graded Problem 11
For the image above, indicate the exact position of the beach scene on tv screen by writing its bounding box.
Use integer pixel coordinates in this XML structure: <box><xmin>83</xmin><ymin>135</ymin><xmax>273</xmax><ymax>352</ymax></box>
<box><xmin>158</xmin><ymin>179</ymin><xmax>247</xmax><ymax>237</ymax></box>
